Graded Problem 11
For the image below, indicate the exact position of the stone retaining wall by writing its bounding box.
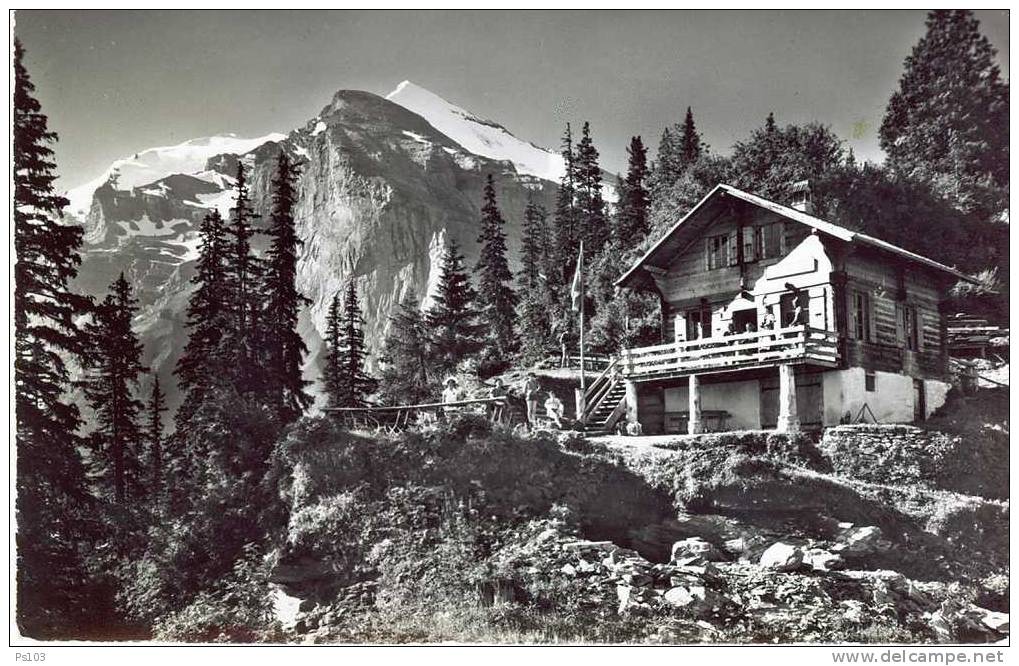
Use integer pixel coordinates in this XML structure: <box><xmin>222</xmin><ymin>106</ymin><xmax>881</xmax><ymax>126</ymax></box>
<box><xmin>819</xmin><ymin>424</ymin><xmax>957</xmax><ymax>488</ymax></box>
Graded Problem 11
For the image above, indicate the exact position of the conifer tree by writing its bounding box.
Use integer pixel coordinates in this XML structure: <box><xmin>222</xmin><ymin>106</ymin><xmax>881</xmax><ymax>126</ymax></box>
<box><xmin>263</xmin><ymin>151</ymin><xmax>311</xmax><ymax>419</ymax></box>
<box><xmin>615</xmin><ymin>136</ymin><xmax>651</xmax><ymax>245</ymax></box>
<box><xmin>427</xmin><ymin>240</ymin><xmax>484</xmax><ymax>373</ymax></box>
<box><xmin>335</xmin><ymin>281</ymin><xmax>377</xmax><ymax>407</ymax></box>
<box><xmin>13</xmin><ymin>36</ymin><xmax>94</xmax><ymax>637</ymax></box>
<box><xmin>518</xmin><ymin>196</ymin><xmax>549</xmax><ymax>289</ymax></box>
<box><xmin>574</xmin><ymin>121</ymin><xmax>609</xmax><ymax>259</ymax></box>
<box><xmin>551</xmin><ymin>123</ymin><xmax>579</xmax><ymax>286</ymax></box>
<box><xmin>516</xmin><ymin>197</ymin><xmax>555</xmax><ymax>364</ymax></box>
<box><xmin>677</xmin><ymin>107</ymin><xmax>703</xmax><ymax>169</ymax></box>
<box><xmin>175</xmin><ymin>210</ymin><xmax>229</xmax><ymax>422</ymax></box>
<box><xmin>880</xmin><ymin>10</ymin><xmax>1008</xmax><ymax>216</ymax></box>
<box><xmin>80</xmin><ymin>273</ymin><xmax>147</xmax><ymax>504</ymax></box>
<box><xmin>474</xmin><ymin>175</ymin><xmax>518</xmax><ymax>360</ymax></box>
<box><xmin>322</xmin><ymin>291</ymin><xmax>344</xmax><ymax>406</ymax></box>
<box><xmin>145</xmin><ymin>377</ymin><xmax>167</xmax><ymax>495</ymax></box>
<box><xmin>377</xmin><ymin>293</ymin><xmax>434</xmax><ymax>405</ymax></box>
<box><xmin>223</xmin><ymin>162</ymin><xmax>264</xmax><ymax>393</ymax></box>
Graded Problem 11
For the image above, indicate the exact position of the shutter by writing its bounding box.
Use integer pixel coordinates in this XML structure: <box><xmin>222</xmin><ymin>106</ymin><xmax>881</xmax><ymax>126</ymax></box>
<box><xmin>894</xmin><ymin>302</ymin><xmax>905</xmax><ymax>345</ymax></box>
<box><xmin>728</xmin><ymin>231</ymin><xmax>739</xmax><ymax>266</ymax></box>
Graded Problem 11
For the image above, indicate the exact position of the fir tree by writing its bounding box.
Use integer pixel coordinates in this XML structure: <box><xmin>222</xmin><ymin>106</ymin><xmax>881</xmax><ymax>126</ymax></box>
<box><xmin>550</xmin><ymin>123</ymin><xmax>579</xmax><ymax>286</ymax></box>
<box><xmin>13</xmin><ymin>38</ymin><xmax>96</xmax><ymax>637</ymax></box>
<box><xmin>879</xmin><ymin>10</ymin><xmax>1008</xmax><ymax>216</ymax></box>
<box><xmin>322</xmin><ymin>291</ymin><xmax>344</xmax><ymax>406</ymax></box>
<box><xmin>377</xmin><ymin>293</ymin><xmax>435</xmax><ymax>405</ymax></box>
<box><xmin>174</xmin><ymin>210</ymin><xmax>229</xmax><ymax>422</ymax></box>
<box><xmin>263</xmin><ymin>151</ymin><xmax>311</xmax><ymax>420</ymax></box>
<box><xmin>145</xmin><ymin>377</ymin><xmax>167</xmax><ymax>495</ymax></box>
<box><xmin>336</xmin><ymin>281</ymin><xmax>377</xmax><ymax>407</ymax></box>
<box><xmin>427</xmin><ymin>240</ymin><xmax>484</xmax><ymax>373</ymax></box>
<box><xmin>516</xmin><ymin>197</ymin><xmax>555</xmax><ymax>364</ymax></box>
<box><xmin>677</xmin><ymin>107</ymin><xmax>703</xmax><ymax>169</ymax></box>
<box><xmin>80</xmin><ymin>273</ymin><xmax>147</xmax><ymax>504</ymax></box>
<box><xmin>574</xmin><ymin>121</ymin><xmax>609</xmax><ymax>258</ymax></box>
<box><xmin>474</xmin><ymin>175</ymin><xmax>518</xmax><ymax>360</ymax></box>
<box><xmin>223</xmin><ymin>161</ymin><xmax>264</xmax><ymax>393</ymax></box>
<box><xmin>518</xmin><ymin>196</ymin><xmax>549</xmax><ymax>289</ymax></box>
<box><xmin>615</xmin><ymin>136</ymin><xmax>651</xmax><ymax>245</ymax></box>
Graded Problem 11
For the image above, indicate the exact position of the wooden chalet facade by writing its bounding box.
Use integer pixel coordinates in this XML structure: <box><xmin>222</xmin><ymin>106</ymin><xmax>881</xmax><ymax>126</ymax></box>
<box><xmin>586</xmin><ymin>183</ymin><xmax>976</xmax><ymax>435</ymax></box>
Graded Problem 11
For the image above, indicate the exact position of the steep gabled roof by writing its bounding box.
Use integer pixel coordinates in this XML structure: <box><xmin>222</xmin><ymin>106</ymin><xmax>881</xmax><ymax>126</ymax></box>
<box><xmin>616</xmin><ymin>183</ymin><xmax>977</xmax><ymax>289</ymax></box>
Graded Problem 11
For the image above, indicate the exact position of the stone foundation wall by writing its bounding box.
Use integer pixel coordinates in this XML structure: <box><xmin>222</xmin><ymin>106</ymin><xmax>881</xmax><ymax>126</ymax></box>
<box><xmin>819</xmin><ymin>424</ymin><xmax>957</xmax><ymax>488</ymax></box>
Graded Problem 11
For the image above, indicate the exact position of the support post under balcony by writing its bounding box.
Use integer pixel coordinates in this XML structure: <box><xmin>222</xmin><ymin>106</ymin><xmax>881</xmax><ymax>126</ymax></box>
<box><xmin>776</xmin><ymin>363</ymin><xmax>801</xmax><ymax>433</ymax></box>
<box><xmin>688</xmin><ymin>374</ymin><xmax>705</xmax><ymax>434</ymax></box>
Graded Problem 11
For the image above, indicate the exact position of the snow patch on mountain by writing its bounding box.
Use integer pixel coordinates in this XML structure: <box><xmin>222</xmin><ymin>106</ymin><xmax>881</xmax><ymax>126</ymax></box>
<box><xmin>386</xmin><ymin>80</ymin><xmax>565</xmax><ymax>184</ymax></box>
<box><xmin>66</xmin><ymin>132</ymin><xmax>285</xmax><ymax>217</ymax></box>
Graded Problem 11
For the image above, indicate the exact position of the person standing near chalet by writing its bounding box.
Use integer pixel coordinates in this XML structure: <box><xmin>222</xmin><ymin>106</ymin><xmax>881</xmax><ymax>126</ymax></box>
<box><xmin>442</xmin><ymin>377</ymin><xmax>461</xmax><ymax>416</ymax></box>
<box><xmin>488</xmin><ymin>377</ymin><xmax>509</xmax><ymax>424</ymax></box>
<box><xmin>523</xmin><ymin>372</ymin><xmax>541</xmax><ymax>426</ymax></box>
<box><xmin>558</xmin><ymin>330</ymin><xmax>569</xmax><ymax>368</ymax></box>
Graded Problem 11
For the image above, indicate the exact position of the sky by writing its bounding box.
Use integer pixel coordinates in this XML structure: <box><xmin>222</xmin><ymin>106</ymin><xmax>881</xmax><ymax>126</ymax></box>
<box><xmin>13</xmin><ymin>9</ymin><xmax>1010</xmax><ymax>193</ymax></box>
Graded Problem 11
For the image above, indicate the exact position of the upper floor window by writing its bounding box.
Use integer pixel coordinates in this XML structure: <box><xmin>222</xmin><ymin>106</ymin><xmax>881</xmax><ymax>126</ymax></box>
<box><xmin>706</xmin><ymin>233</ymin><xmax>737</xmax><ymax>270</ymax></box>
<box><xmin>707</xmin><ymin>223</ymin><xmax>783</xmax><ymax>269</ymax></box>
<box><xmin>897</xmin><ymin>303</ymin><xmax>920</xmax><ymax>351</ymax></box>
<box><xmin>850</xmin><ymin>290</ymin><xmax>871</xmax><ymax>341</ymax></box>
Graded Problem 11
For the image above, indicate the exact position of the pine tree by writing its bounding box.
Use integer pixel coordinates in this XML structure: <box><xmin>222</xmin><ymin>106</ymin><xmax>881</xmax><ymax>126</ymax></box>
<box><xmin>145</xmin><ymin>377</ymin><xmax>167</xmax><ymax>495</ymax></box>
<box><xmin>335</xmin><ymin>281</ymin><xmax>377</xmax><ymax>407</ymax></box>
<box><xmin>879</xmin><ymin>10</ymin><xmax>1008</xmax><ymax>216</ymax></box>
<box><xmin>516</xmin><ymin>197</ymin><xmax>555</xmax><ymax>364</ymax></box>
<box><xmin>322</xmin><ymin>291</ymin><xmax>344</xmax><ymax>406</ymax></box>
<box><xmin>427</xmin><ymin>240</ymin><xmax>484</xmax><ymax>373</ymax></box>
<box><xmin>223</xmin><ymin>161</ymin><xmax>264</xmax><ymax>393</ymax></box>
<box><xmin>574</xmin><ymin>121</ymin><xmax>609</xmax><ymax>259</ymax></box>
<box><xmin>474</xmin><ymin>175</ymin><xmax>518</xmax><ymax>361</ymax></box>
<box><xmin>377</xmin><ymin>293</ymin><xmax>435</xmax><ymax>405</ymax></box>
<box><xmin>550</xmin><ymin>123</ymin><xmax>579</xmax><ymax>286</ymax></box>
<box><xmin>518</xmin><ymin>196</ymin><xmax>549</xmax><ymax>289</ymax></box>
<box><xmin>13</xmin><ymin>38</ymin><xmax>96</xmax><ymax>637</ymax></box>
<box><xmin>175</xmin><ymin>209</ymin><xmax>230</xmax><ymax>422</ymax></box>
<box><xmin>615</xmin><ymin>136</ymin><xmax>651</xmax><ymax>245</ymax></box>
<box><xmin>80</xmin><ymin>273</ymin><xmax>147</xmax><ymax>504</ymax></box>
<box><xmin>677</xmin><ymin>107</ymin><xmax>703</xmax><ymax>169</ymax></box>
<box><xmin>263</xmin><ymin>151</ymin><xmax>311</xmax><ymax>420</ymax></box>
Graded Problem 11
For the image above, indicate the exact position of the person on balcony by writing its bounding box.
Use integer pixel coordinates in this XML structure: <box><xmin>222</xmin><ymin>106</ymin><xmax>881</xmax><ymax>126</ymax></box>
<box><xmin>523</xmin><ymin>372</ymin><xmax>541</xmax><ymax>426</ymax></box>
<box><xmin>545</xmin><ymin>391</ymin><xmax>565</xmax><ymax>428</ymax></box>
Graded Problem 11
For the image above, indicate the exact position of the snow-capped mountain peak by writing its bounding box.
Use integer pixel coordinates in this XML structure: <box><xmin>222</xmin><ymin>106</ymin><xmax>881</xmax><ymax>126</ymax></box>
<box><xmin>66</xmin><ymin>132</ymin><xmax>287</xmax><ymax>217</ymax></box>
<box><xmin>386</xmin><ymin>80</ymin><xmax>566</xmax><ymax>183</ymax></box>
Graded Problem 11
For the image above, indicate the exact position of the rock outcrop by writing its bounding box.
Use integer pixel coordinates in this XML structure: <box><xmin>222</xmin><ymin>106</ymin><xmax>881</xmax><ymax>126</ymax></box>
<box><xmin>70</xmin><ymin>86</ymin><xmax>559</xmax><ymax>412</ymax></box>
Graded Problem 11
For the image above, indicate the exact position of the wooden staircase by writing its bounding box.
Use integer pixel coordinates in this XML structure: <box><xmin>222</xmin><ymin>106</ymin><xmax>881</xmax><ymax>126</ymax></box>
<box><xmin>579</xmin><ymin>357</ymin><xmax>627</xmax><ymax>436</ymax></box>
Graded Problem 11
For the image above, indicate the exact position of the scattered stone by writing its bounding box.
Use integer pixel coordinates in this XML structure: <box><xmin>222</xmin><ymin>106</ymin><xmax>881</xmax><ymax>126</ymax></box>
<box><xmin>803</xmin><ymin>547</ymin><xmax>844</xmax><ymax>571</ymax></box>
<box><xmin>836</xmin><ymin>525</ymin><xmax>884</xmax><ymax>557</ymax></box>
<box><xmin>671</xmin><ymin>537</ymin><xmax>725</xmax><ymax>563</ymax></box>
<box><xmin>758</xmin><ymin>542</ymin><xmax>804</xmax><ymax>572</ymax></box>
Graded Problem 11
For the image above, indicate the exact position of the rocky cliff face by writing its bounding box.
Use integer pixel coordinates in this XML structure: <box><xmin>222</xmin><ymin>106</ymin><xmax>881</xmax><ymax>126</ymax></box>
<box><xmin>70</xmin><ymin>85</ymin><xmax>559</xmax><ymax>413</ymax></box>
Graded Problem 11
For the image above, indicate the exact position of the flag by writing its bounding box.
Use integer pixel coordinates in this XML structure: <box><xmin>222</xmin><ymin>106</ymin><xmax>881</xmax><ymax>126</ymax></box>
<box><xmin>570</xmin><ymin>242</ymin><xmax>584</xmax><ymax>312</ymax></box>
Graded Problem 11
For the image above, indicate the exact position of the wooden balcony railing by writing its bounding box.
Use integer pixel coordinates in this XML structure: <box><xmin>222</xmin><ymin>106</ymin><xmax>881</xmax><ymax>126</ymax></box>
<box><xmin>621</xmin><ymin>325</ymin><xmax>839</xmax><ymax>379</ymax></box>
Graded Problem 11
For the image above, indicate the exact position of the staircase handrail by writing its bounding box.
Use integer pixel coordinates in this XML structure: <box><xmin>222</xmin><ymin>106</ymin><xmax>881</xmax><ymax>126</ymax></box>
<box><xmin>584</xmin><ymin>356</ymin><xmax>619</xmax><ymax>402</ymax></box>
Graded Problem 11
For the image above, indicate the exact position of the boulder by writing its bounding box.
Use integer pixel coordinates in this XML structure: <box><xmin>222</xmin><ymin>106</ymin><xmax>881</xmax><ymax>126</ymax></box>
<box><xmin>671</xmin><ymin>537</ymin><xmax>725</xmax><ymax>564</ymax></box>
<box><xmin>758</xmin><ymin>542</ymin><xmax>804</xmax><ymax>572</ymax></box>
<box><xmin>803</xmin><ymin>547</ymin><xmax>844</xmax><ymax>571</ymax></box>
<box><xmin>836</xmin><ymin>525</ymin><xmax>884</xmax><ymax>557</ymax></box>
<box><xmin>663</xmin><ymin>585</ymin><xmax>726</xmax><ymax>616</ymax></box>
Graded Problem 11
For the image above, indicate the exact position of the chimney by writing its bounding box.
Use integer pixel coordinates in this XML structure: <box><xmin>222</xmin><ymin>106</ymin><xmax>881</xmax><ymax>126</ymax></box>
<box><xmin>789</xmin><ymin>180</ymin><xmax>813</xmax><ymax>213</ymax></box>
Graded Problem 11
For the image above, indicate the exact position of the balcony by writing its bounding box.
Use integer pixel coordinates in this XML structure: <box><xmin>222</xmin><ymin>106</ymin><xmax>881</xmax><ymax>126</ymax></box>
<box><xmin>621</xmin><ymin>324</ymin><xmax>840</xmax><ymax>381</ymax></box>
